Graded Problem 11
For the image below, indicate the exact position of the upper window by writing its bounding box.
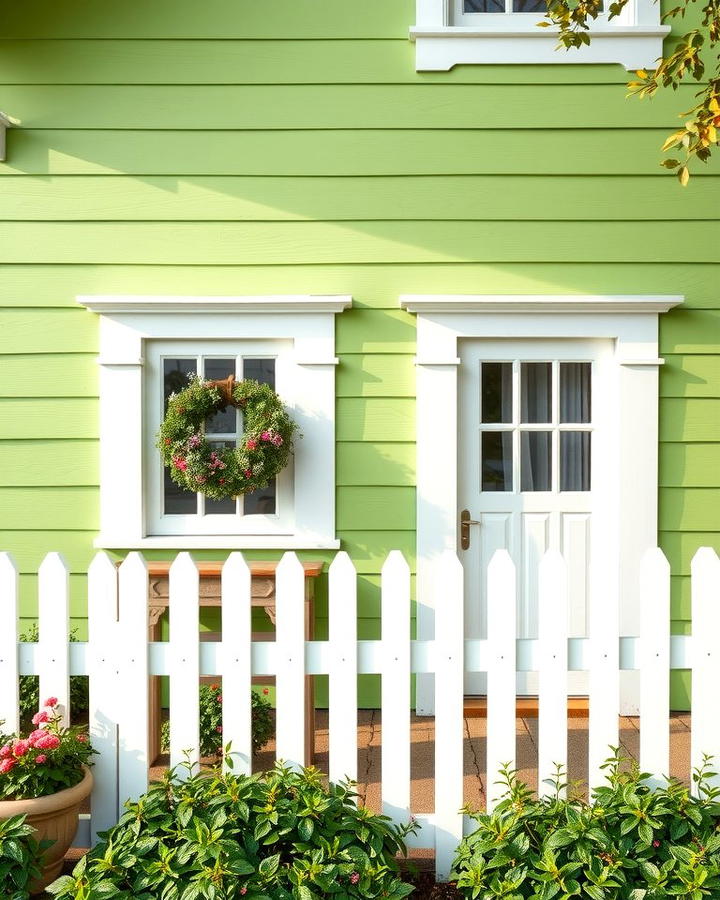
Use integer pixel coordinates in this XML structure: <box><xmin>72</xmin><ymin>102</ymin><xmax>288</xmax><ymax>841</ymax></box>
<box><xmin>78</xmin><ymin>295</ymin><xmax>350</xmax><ymax>550</ymax></box>
<box><xmin>411</xmin><ymin>0</ymin><xmax>669</xmax><ymax>70</ymax></box>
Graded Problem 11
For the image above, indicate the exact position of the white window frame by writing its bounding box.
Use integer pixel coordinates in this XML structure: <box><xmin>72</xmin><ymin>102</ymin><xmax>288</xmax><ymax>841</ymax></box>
<box><xmin>399</xmin><ymin>293</ymin><xmax>683</xmax><ymax>715</ymax></box>
<box><xmin>78</xmin><ymin>295</ymin><xmax>351</xmax><ymax>550</ymax></box>
<box><xmin>411</xmin><ymin>0</ymin><xmax>669</xmax><ymax>69</ymax></box>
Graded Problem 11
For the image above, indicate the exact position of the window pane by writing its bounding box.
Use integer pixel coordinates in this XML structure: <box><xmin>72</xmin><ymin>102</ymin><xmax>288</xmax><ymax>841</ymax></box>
<box><xmin>464</xmin><ymin>0</ymin><xmax>505</xmax><ymax>9</ymax></box>
<box><xmin>521</xmin><ymin>431</ymin><xmax>552</xmax><ymax>491</ymax></box>
<box><xmin>481</xmin><ymin>362</ymin><xmax>512</xmax><ymax>423</ymax></box>
<box><xmin>163</xmin><ymin>358</ymin><xmax>195</xmax><ymax>409</ymax></box>
<box><xmin>521</xmin><ymin>362</ymin><xmax>552</xmax><ymax>424</ymax></box>
<box><xmin>560</xmin><ymin>363</ymin><xmax>591</xmax><ymax>424</ymax></box>
<box><xmin>244</xmin><ymin>358</ymin><xmax>276</xmax><ymax>389</ymax></box>
<box><xmin>164</xmin><ymin>469</ymin><xmax>197</xmax><ymax>515</ymax></box>
<box><xmin>513</xmin><ymin>0</ymin><xmax>547</xmax><ymax>9</ymax></box>
<box><xmin>482</xmin><ymin>432</ymin><xmax>513</xmax><ymax>492</ymax></box>
<box><xmin>561</xmin><ymin>432</ymin><xmax>591</xmax><ymax>492</ymax></box>
<box><xmin>203</xmin><ymin>358</ymin><xmax>236</xmax><ymax>435</ymax></box>
<box><xmin>204</xmin><ymin>440</ymin><xmax>237</xmax><ymax>514</ymax></box>
<box><xmin>244</xmin><ymin>481</ymin><xmax>277</xmax><ymax>515</ymax></box>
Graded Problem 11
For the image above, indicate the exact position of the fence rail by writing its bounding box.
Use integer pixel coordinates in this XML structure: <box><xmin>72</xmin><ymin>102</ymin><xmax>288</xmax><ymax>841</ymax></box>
<box><xmin>0</xmin><ymin>547</ymin><xmax>719</xmax><ymax>880</ymax></box>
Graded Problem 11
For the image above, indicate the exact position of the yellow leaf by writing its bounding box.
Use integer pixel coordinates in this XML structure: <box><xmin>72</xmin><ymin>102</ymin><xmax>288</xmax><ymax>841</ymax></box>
<box><xmin>708</xmin><ymin>125</ymin><xmax>718</xmax><ymax>144</ymax></box>
<box><xmin>678</xmin><ymin>166</ymin><xmax>690</xmax><ymax>187</ymax></box>
<box><xmin>635</xmin><ymin>69</ymin><xmax>648</xmax><ymax>79</ymax></box>
<box><xmin>709</xmin><ymin>98</ymin><xmax>720</xmax><ymax>113</ymax></box>
<box><xmin>661</xmin><ymin>131</ymin><xmax>684</xmax><ymax>151</ymax></box>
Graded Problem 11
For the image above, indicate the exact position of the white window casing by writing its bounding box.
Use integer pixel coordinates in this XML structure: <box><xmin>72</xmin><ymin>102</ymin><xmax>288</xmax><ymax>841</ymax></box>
<box><xmin>78</xmin><ymin>295</ymin><xmax>351</xmax><ymax>550</ymax></box>
<box><xmin>411</xmin><ymin>0</ymin><xmax>669</xmax><ymax>69</ymax></box>
<box><xmin>400</xmin><ymin>293</ymin><xmax>683</xmax><ymax>715</ymax></box>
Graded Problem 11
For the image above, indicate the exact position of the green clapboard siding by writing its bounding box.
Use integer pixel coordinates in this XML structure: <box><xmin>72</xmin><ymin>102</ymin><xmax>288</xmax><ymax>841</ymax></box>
<box><xmin>0</xmin><ymin>0</ymin><xmax>717</xmax><ymax>712</ymax></box>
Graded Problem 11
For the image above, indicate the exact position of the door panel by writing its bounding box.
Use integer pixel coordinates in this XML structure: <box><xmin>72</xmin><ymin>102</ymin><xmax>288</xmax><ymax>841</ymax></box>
<box><xmin>460</xmin><ymin>339</ymin><xmax>611</xmax><ymax>696</ymax></box>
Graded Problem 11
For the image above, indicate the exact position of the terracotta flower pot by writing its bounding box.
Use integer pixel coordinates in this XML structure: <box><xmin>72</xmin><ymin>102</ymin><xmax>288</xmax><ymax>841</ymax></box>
<box><xmin>0</xmin><ymin>765</ymin><xmax>93</xmax><ymax>894</ymax></box>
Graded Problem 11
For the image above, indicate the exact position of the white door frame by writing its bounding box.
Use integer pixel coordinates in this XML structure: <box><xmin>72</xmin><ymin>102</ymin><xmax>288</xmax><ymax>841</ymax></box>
<box><xmin>399</xmin><ymin>295</ymin><xmax>683</xmax><ymax>716</ymax></box>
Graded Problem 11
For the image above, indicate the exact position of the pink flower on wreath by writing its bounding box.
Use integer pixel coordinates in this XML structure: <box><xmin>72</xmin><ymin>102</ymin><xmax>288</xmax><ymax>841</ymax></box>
<box><xmin>271</xmin><ymin>434</ymin><xmax>283</xmax><ymax>447</ymax></box>
<box><xmin>216</xmin><ymin>726</ymin><xmax>223</xmax><ymax>733</ymax></box>
<box><xmin>0</xmin><ymin>745</ymin><xmax>11</xmax><ymax>759</ymax></box>
<box><xmin>76</xmin><ymin>734</ymin><xmax>88</xmax><ymax>743</ymax></box>
<box><xmin>0</xmin><ymin>758</ymin><xmax>16</xmax><ymax>774</ymax></box>
<box><xmin>44</xmin><ymin>697</ymin><xmax>58</xmax><ymax>708</ymax></box>
<box><xmin>32</xmin><ymin>710</ymin><xmax>50</xmax><ymax>726</ymax></box>
<box><xmin>35</xmin><ymin>754</ymin><xmax>47</xmax><ymax>765</ymax></box>
<box><xmin>217</xmin><ymin>695</ymin><xmax>222</xmax><ymax>703</ymax></box>
<box><xmin>244</xmin><ymin>469</ymin><xmax>252</xmax><ymax>478</ymax></box>
<box><xmin>240</xmin><ymin>889</ymin><xmax>247</xmax><ymax>896</ymax></box>
<box><xmin>196</xmin><ymin>475</ymin><xmax>207</xmax><ymax>484</ymax></box>
<box><xmin>350</xmin><ymin>873</ymin><xmax>360</xmax><ymax>885</ymax></box>
<box><xmin>28</xmin><ymin>729</ymin><xmax>48</xmax><ymax>746</ymax></box>
<box><xmin>260</xmin><ymin>431</ymin><xmax>271</xmax><ymax>442</ymax></box>
<box><xmin>246</xmin><ymin>438</ymin><xmax>258</xmax><ymax>450</ymax></box>
<box><xmin>173</xmin><ymin>456</ymin><xmax>188</xmax><ymax>471</ymax></box>
<box><xmin>188</xmin><ymin>434</ymin><xmax>202</xmax><ymax>449</ymax></box>
<box><xmin>12</xmin><ymin>740</ymin><xmax>30</xmax><ymax>758</ymax></box>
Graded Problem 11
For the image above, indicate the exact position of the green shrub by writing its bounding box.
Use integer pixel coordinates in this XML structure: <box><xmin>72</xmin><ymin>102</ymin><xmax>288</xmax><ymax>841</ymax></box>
<box><xmin>0</xmin><ymin>814</ymin><xmax>47</xmax><ymax>900</ymax></box>
<box><xmin>19</xmin><ymin>625</ymin><xmax>89</xmax><ymax>726</ymax></box>
<box><xmin>161</xmin><ymin>684</ymin><xmax>274</xmax><ymax>758</ymax></box>
<box><xmin>452</xmin><ymin>749</ymin><xmax>720</xmax><ymax>900</ymax></box>
<box><xmin>48</xmin><ymin>761</ymin><xmax>416</xmax><ymax>900</ymax></box>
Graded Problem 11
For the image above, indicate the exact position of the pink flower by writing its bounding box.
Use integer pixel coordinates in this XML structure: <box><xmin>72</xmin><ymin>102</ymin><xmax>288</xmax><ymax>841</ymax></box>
<box><xmin>12</xmin><ymin>739</ymin><xmax>30</xmax><ymax>758</ymax></box>
<box><xmin>0</xmin><ymin>745</ymin><xmax>11</xmax><ymax>759</ymax></box>
<box><xmin>260</xmin><ymin>431</ymin><xmax>271</xmax><ymax>442</ymax></box>
<box><xmin>0</xmin><ymin>758</ymin><xmax>16</xmax><ymax>774</ymax></box>
<box><xmin>34</xmin><ymin>733</ymin><xmax>60</xmax><ymax>751</ymax></box>
<box><xmin>172</xmin><ymin>456</ymin><xmax>188</xmax><ymax>471</ymax></box>
<box><xmin>188</xmin><ymin>434</ymin><xmax>202</xmax><ymax>449</ymax></box>
<box><xmin>653</xmin><ymin>839</ymin><xmax>661</xmax><ymax>848</ymax></box>
<box><xmin>246</xmin><ymin>439</ymin><xmax>258</xmax><ymax>450</ymax></box>
<box><xmin>196</xmin><ymin>475</ymin><xmax>206</xmax><ymax>484</ymax></box>
<box><xmin>43</xmin><ymin>697</ymin><xmax>58</xmax><ymax>708</ymax></box>
<box><xmin>244</xmin><ymin>469</ymin><xmax>252</xmax><ymax>478</ymax></box>
<box><xmin>32</xmin><ymin>710</ymin><xmax>50</xmax><ymax>726</ymax></box>
<box><xmin>350</xmin><ymin>873</ymin><xmax>360</xmax><ymax>884</ymax></box>
<box><xmin>216</xmin><ymin>726</ymin><xmax>223</xmax><ymax>733</ymax></box>
<box><xmin>217</xmin><ymin>695</ymin><xmax>222</xmax><ymax>703</ymax></box>
<box><xmin>35</xmin><ymin>754</ymin><xmax>47</xmax><ymax>765</ymax></box>
<box><xmin>76</xmin><ymin>734</ymin><xmax>88</xmax><ymax>743</ymax></box>
<box><xmin>271</xmin><ymin>434</ymin><xmax>283</xmax><ymax>447</ymax></box>
<box><xmin>240</xmin><ymin>889</ymin><xmax>247</xmax><ymax>896</ymax></box>
<box><xmin>28</xmin><ymin>729</ymin><xmax>48</xmax><ymax>746</ymax></box>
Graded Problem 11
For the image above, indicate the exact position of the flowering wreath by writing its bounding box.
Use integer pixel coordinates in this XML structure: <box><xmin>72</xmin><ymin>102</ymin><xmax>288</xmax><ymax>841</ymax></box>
<box><xmin>157</xmin><ymin>374</ymin><xmax>297</xmax><ymax>501</ymax></box>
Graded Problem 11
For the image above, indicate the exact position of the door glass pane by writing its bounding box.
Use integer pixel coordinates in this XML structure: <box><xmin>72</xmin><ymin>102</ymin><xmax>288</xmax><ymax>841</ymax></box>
<box><xmin>482</xmin><ymin>432</ymin><xmax>513</xmax><ymax>492</ymax></box>
<box><xmin>464</xmin><ymin>0</ymin><xmax>505</xmax><ymax>9</ymax></box>
<box><xmin>204</xmin><ymin>358</ymin><xmax>236</xmax><ymax>435</ymax></box>
<box><xmin>481</xmin><ymin>362</ymin><xmax>512</xmax><ymax>423</ymax></box>
<box><xmin>521</xmin><ymin>431</ymin><xmax>552</xmax><ymax>491</ymax></box>
<box><xmin>244</xmin><ymin>358</ymin><xmax>275</xmax><ymax>389</ymax></box>
<box><xmin>560</xmin><ymin>363</ymin><xmax>591</xmax><ymax>424</ymax></box>
<box><xmin>521</xmin><ymin>363</ymin><xmax>552</xmax><ymax>423</ymax></box>
<box><xmin>164</xmin><ymin>469</ymin><xmax>197</xmax><ymax>515</ymax></box>
<box><xmin>163</xmin><ymin>358</ymin><xmax>195</xmax><ymax>408</ymax></box>
<box><xmin>244</xmin><ymin>482</ymin><xmax>277</xmax><ymax>515</ymax></box>
<box><xmin>561</xmin><ymin>432</ymin><xmax>591</xmax><ymax>492</ymax></box>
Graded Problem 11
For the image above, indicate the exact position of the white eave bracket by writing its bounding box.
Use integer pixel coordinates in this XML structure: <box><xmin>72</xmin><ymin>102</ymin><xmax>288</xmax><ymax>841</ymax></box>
<box><xmin>0</xmin><ymin>110</ymin><xmax>21</xmax><ymax>162</ymax></box>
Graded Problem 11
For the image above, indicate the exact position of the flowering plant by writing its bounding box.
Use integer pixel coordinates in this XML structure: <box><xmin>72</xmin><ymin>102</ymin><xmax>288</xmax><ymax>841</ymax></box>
<box><xmin>157</xmin><ymin>374</ymin><xmax>297</xmax><ymax>501</ymax></box>
<box><xmin>0</xmin><ymin>699</ymin><xmax>96</xmax><ymax>800</ymax></box>
<box><xmin>160</xmin><ymin>683</ymin><xmax>273</xmax><ymax>758</ymax></box>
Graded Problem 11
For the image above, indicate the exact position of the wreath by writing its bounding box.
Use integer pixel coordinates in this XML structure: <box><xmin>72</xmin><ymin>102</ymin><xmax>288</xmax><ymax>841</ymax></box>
<box><xmin>157</xmin><ymin>374</ymin><xmax>297</xmax><ymax>500</ymax></box>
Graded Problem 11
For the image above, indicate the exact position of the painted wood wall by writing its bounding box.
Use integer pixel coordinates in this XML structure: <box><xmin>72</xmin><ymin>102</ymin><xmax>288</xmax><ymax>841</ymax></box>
<box><xmin>0</xmin><ymin>0</ymin><xmax>718</xmax><ymax>707</ymax></box>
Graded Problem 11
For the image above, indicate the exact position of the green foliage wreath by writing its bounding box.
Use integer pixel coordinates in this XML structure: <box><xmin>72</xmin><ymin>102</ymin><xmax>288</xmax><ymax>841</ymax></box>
<box><xmin>157</xmin><ymin>374</ymin><xmax>297</xmax><ymax>501</ymax></box>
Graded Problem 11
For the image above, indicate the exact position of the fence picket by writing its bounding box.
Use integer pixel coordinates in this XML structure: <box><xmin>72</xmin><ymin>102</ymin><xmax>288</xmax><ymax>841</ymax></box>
<box><xmin>0</xmin><ymin>553</ymin><xmax>19</xmax><ymax>735</ymax></box>
<box><xmin>486</xmin><ymin>550</ymin><xmax>516</xmax><ymax>810</ymax></box>
<box><xmin>538</xmin><ymin>550</ymin><xmax>568</xmax><ymax>796</ymax></box>
<box><xmin>221</xmin><ymin>552</ymin><xmax>252</xmax><ymax>775</ymax></box>
<box><xmin>275</xmin><ymin>552</ymin><xmax>306</xmax><ymax>769</ymax></box>
<box><xmin>169</xmin><ymin>553</ymin><xmax>200</xmax><ymax>775</ymax></box>
<box><xmin>639</xmin><ymin>548</ymin><xmax>670</xmax><ymax>788</ymax></box>
<box><xmin>381</xmin><ymin>551</ymin><xmax>411</xmax><ymax>823</ymax></box>
<box><xmin>329</xmin><ymin>552</ymin><xmax>358</xmax><ymax>786</ymax></box>
<box><xmin>87</xmin><ymin>551</ymin><xmax>120</xmax><ymax>841</ymax></box>
<box><xmin>117</xmin><ymin>552</ymin><xmax>149</xmax><ymax>806</ymax></box>
<box><xmin>433</xmin><ymin>551</ymin><xmax>464</xmax><ymax>881</ymax></box>
<box><xmin>38</xmin><ymin>553</ymin><xmax>70</xmax><ymax>727</ymax></box>
<box><xmin>691</xmin><ymin>547</ymin><xmax>720</xmax><ymax>793</ymax></box>
<box><xmin>588</xmin><ymin>560</ymin><xmax>619</xmax><ymax>789</ymax></box>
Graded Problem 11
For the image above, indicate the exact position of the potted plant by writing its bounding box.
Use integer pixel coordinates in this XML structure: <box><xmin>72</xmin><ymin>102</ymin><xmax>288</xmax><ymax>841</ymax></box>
<box><xmin>0</xmin><ymin>697</ymin><xmax>96</xmax><ymax>894</ymax></box>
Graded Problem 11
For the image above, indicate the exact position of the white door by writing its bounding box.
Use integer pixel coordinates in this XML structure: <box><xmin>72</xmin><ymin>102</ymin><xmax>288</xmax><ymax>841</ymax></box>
<box><xmin>459</xmin><ymin>339</ymin><xmax>613</xmax><ymax>695</ymax></box>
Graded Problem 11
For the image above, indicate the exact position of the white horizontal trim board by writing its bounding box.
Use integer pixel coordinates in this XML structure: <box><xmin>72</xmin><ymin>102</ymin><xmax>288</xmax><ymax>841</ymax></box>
<box><xmin>3</xmin><ymin>547</ymin><xmax>719</xmax><ymax>877</ymax></box>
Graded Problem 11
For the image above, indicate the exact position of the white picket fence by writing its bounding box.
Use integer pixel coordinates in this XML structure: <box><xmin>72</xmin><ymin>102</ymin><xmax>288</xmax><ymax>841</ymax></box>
<box><xmin>0</xmin><ymin>547</ymin><xmax>719</xmax><ymax>880</ymax></box>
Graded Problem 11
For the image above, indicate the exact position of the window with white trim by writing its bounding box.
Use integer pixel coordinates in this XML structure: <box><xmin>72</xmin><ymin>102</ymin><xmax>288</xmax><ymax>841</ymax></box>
<box><xmin>78</xmin><ymin>295</ymin><xmax>349</xmax><ymax>550</ymax></box>
<box><xmin>411</xmin><ymin>0</ymin><xmax>669</xmax><ymax>70</ymax></box>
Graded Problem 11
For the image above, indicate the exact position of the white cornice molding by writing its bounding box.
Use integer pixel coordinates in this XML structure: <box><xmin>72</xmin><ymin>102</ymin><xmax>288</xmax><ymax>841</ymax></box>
<box><xmin>410</xmin><ymin>24</ymin><xmax>669</xmax><ymax>38</ymax></box>
<box><xmin>78</xmin><ymin>295</ymin><xmax>353</xmax><ymax>315</ymax></box>
<box><xmin>400</xmin><ymin>295</ymin><xmax>684</xmax><ymax>314</ymax></box>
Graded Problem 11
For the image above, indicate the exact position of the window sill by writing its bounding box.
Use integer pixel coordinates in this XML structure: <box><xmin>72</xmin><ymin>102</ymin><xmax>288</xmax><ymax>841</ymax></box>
<box><xmin>409</xmin><ymin>24</ymin><xmax>670</xmax><ymax>69</ymax></box>
<box><xmin>94</xmin><ymin>534</ymin><xmax>341</xmax><ymax>551</ymax></box>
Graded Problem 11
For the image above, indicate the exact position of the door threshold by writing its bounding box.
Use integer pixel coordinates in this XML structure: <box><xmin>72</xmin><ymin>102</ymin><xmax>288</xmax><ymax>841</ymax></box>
<box><xmin>464</xmin><ymin>697</ymin><xmax>589</xmax><ymax>718</ymax></box>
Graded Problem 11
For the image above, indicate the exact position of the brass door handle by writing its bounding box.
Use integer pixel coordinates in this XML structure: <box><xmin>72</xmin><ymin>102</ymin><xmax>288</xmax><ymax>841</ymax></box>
<box><xmin>460</xmin><ymin>509</ymin><xmax>481</xmax><ymax>550</ymax></box>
